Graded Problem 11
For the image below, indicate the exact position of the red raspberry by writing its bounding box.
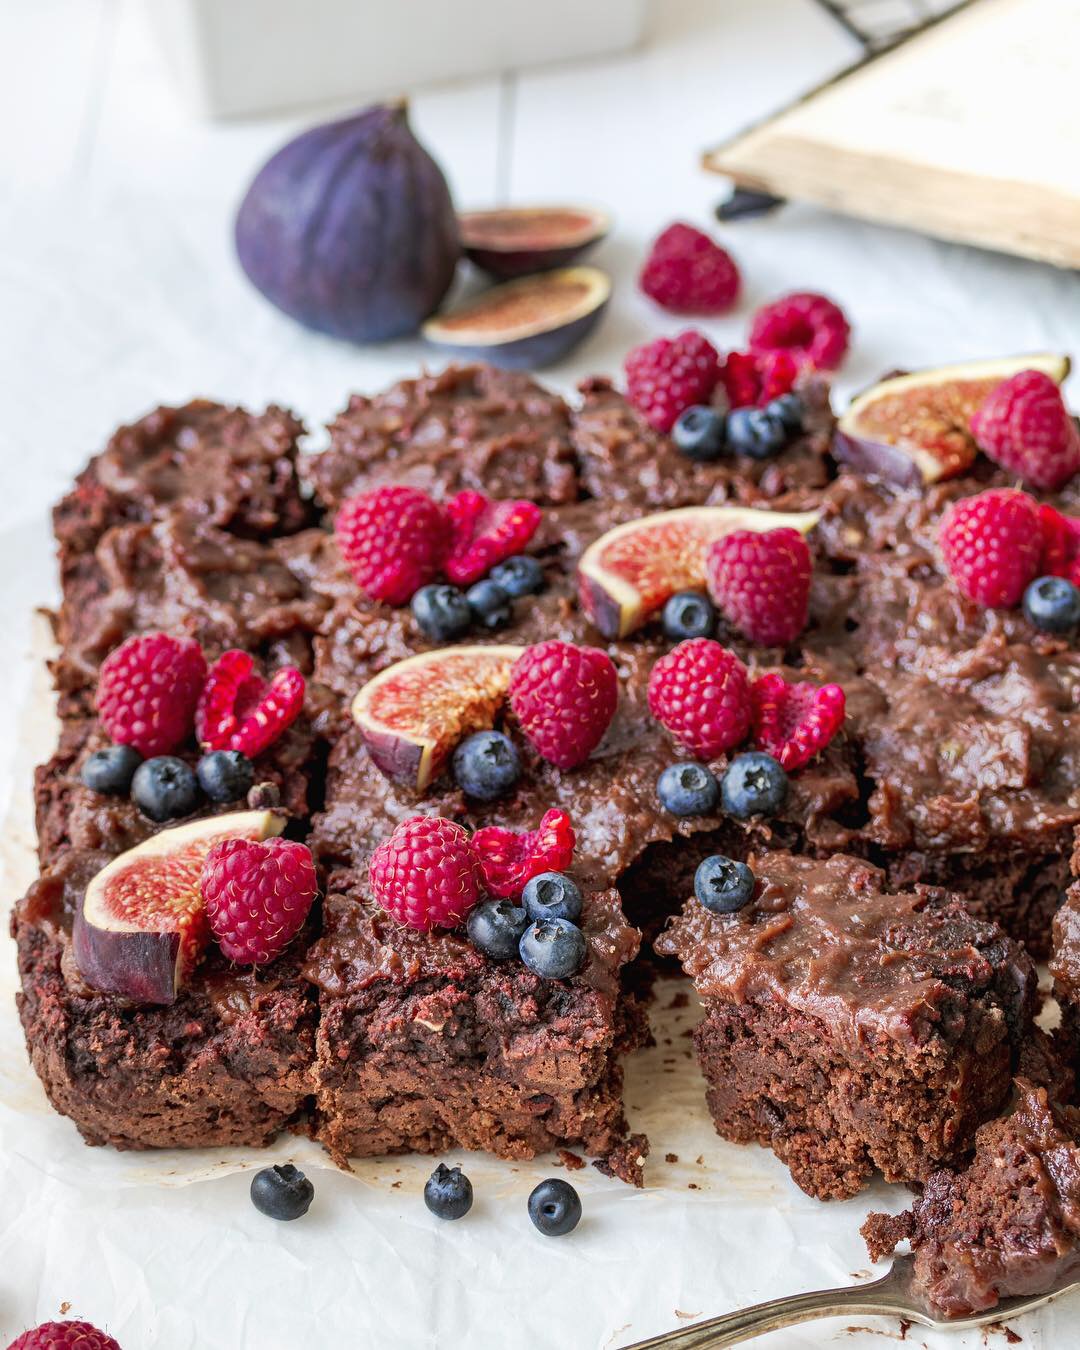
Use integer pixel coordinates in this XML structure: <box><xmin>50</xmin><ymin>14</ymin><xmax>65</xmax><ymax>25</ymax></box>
<box><xmin>749</xmin><ymin>291</ymin><xmax>850</xmax><ymax>370</ymax></box>
<box><xmin>624</xmin><ymin>330</ymin><xmax>720</xmax><ymax>433</ymax></box>
<box><xmin>202</xmin><ymin>836</ymin><xmax>317</xmax><ymax>964</ymax></box>
<box><xmin>196</xmin><ymin>650</ymin><xmax>305</xmax><ymax>757</ymax></box>
<box><xmin>335</xmin><ymin>486</ymin><xmax>450</xmax><ymax>605</ymax></box>
<box><xmin>509</xmin><ymin>641</ymin><xmax>618</xmax><ymax>770</ymax></box>
<box><xmin>96</xmin><ymin>632</ymin><xmax>206</xmax><ymax>757</ymax></box>
<box><xmin>443</xmin><ymin>490</ymin><xmax>542</xmax><ymax>586</ymax></box>
<box><xmin>368</xmin><ymin>816</ymin><xmax>482</xmax><ymax>931</ymax></box>
<box><xmin>750</xmin><ymin>673</ymin><xmax>845</xmax><ymax>771</ymax></box>
<box><xmin>8</xmin><ymin>1323</ymin><xmax>122</xmax><ymax>1350</ymax></box>
<box><xmin>938</xmin><ymin>488</ymin><xmax>1042</xmax><ymax>608</ymax></box>
<box><xmin>717</xmin><ymin>350</ymin><xmax>799</xmax><ymax>409</ymax></box>
<box><xmin>1039</xmin><ymin>504</ymin><xmax>1080</xmax><ymax>586</ymax></box>
<box><xmin>970</xmin><ymin>370</ymin><xmax>1080</xmax><ymax>491</ymax></box>
<box><xmin>639</xmin><ymin>222</ymin><xmax>740</xmax><ymax>315</ymax></box>
<box><xmin>706</xmin><ymin>528</ymin><xmax>812</xmax><ymax>646</ymax></box>
<box><xmin>647</xmin><ymin>639</ymin><xmax>750</xmax><ymax>760</ymax></box>
<box><xmin>471</xmin><ymin>808</ymin><xmax>576</xmax><ymax>899</ymax></box>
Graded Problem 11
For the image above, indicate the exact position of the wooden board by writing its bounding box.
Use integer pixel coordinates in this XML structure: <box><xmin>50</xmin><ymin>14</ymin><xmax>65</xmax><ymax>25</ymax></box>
<box><xmin>704</xmin><ymin>0</ymin><xmax>1080</xmax><ymax>268</ymax></box>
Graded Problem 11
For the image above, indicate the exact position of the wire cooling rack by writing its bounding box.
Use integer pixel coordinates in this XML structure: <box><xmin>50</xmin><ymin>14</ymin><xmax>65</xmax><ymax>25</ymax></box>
<box><xmin>812</xmin><ymin>0</ymin><xmax>968</xmax><ymax>50</ymax></box>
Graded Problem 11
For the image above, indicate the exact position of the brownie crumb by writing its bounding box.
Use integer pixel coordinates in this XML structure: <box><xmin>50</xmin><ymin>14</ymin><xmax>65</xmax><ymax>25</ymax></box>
<box><xmin>593</xmin><ymin>1133</ymin><xmax>649</xmax><ymax>1188</ymax></box>
<box><xmin>665</xmin><ymin>991</ymin><xmax>689</xmax><ymax>1010</ymax></box>
<box><xmin>665</xmin><ymin>1152</ymin><xmax>679</xmax><ymax>1164</ymax></box>
<box><xmin>557</xmin><ymin>1149</ymin><xmax>586</xmax><ymax>1171</ymax></box>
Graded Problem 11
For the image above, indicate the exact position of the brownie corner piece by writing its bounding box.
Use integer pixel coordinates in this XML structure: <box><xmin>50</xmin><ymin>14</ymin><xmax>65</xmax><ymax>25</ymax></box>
<box><xmin>861</xmin><ymin>1077</ymin><xmax>1080</xmax><ymax>1318</ymax></box>
<box><xmin>13</xmin><ymin>851</ymin><xmax>317</xmax><ymax>1150</ymax></box>
<box><xmin>305</xmin><ymin>869</ymin><xmax>648</xmax><ymax>1172</ymax></box>
<box><xmin>656</xmin><ymin>851</ymin><xmax>1036</xmax><ymax>1200</ymax></box>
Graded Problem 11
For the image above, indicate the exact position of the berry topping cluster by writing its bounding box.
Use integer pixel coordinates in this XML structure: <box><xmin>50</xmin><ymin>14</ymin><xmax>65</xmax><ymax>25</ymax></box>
<box><xmin>639</xmin><ymin>222</ymin><xmax>741</xmax><ymax>316</ymax></box>
<box><xmin>368</xmin><ymin>813</ymin><xmax>589</xmax><ymax>981</ymax></box>
<box><xmin>89</xmin><ymin>633</ymin><xmax>305</xmax><ymax>822</ymax></box>
<box><xmin>335</xmin><ymin>484</ymin><xmax>542</xmax><ymax>610</ymax></box>
<box><xmin>201</xmin><ymin>834</ymin><xmax>318</xmax><ymax>964</ymax></box>
<box><xmin>971</xmin><ymin>369</ymin><xmax>1080</xmax><ymax>491</ymax></box>
<box><xmin>940</xmin><ymin>488</ymin><xmax>1080</xmax><ymax>635</ymax></box>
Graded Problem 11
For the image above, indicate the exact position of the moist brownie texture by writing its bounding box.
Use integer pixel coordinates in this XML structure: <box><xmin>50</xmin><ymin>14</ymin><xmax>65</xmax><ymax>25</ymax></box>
<box><xmin>305</xmin><ymin>869</ymin><xmax>648</xmax><ymax>1179</ymax></box>
<box><xmin>656</xmin><ymin>853</ymin><xmax>1036</xmax><ymax>1199</ymax></box>
<box><xmin>863</xmin><ymin>1079</ymin><xmax>1080</xmax><ymax>1318</ymax></box>
<box><xmin>15</xmin><ymin>358</ymin><xmax>1080</xmax><ymax>1183</ymax></box>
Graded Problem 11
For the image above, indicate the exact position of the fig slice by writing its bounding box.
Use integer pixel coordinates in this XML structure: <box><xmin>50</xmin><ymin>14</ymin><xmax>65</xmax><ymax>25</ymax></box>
<box><xmin>421</xmin><ymin>267</ymin><xmax>610</xmax><ymax>369</ymax></box>
<box><xmin>351</xmin><ymin>645</ymin><xmax>525</xmax><ymax>790</ymax></box>
<box><xmin>73</xmin><ymin>810</ymin><xmax>284</xmax><ymax>1005</ymax></box>
<box><xmin>458</xmin><ymin>206</ymin><xmax>610</xmax><ymax>280</ymax></box>
<box><xmin>834</xmin><ymin>353</ymin><xmax>1071</xmax><ymax>487</ymax></box>
<box><xmin>578</xmin><ymin>505</ymin><xmax>821</xmax><ymax>639</ymax></box>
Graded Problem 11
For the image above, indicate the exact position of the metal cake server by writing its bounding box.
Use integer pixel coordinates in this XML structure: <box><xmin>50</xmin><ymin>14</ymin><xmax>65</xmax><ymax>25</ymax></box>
<box><xmin>619</xmin><ymin>1253</ymin><xmax>1079</xmax><ymax>1347</ymax></box>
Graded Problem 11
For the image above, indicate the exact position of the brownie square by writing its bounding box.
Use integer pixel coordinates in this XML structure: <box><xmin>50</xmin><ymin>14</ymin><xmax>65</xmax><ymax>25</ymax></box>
<box><xmin>863</xmin><ymin>1079</ymin><xmax>1080</xmax><ymax>1318</ymax></box>
<box><xmin>13</xmin><ymin>851</ymin><xmax>317</xmax><ymax>1149</ymax></box>
<box><xmin>305</xmin><ymin>866</ymin><xmax>647</xmax><ymax>1179</ymax></box>
<box><xmin>656</xmin><ymin>852</ymin><xmax>1036</xmax><ymax>1200</ymax></box>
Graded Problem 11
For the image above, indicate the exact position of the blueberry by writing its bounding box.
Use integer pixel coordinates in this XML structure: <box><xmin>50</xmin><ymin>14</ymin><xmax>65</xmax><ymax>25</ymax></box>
<box><xmin>522</xmin><ymin>872</ymin><xmax>583</xmax><ymax>924</ymax></box>
<box><xmin>657</xmin><ymin>762</ymin><xmax>720</xmax><ymax>817</ymax></box>
<box><xmin>720</xmin><ymin>751</ymin><xmax>788</xmax><ymax>820</ymax></box>
<box><xmin>662</xmin><ymin>590</ymin><xmax>716</xmax><ymax>641</ymax></box>
<box><xmin>768</xmin><ymin>392</ymin><xmax>805</xmax><ymax>436</ymax></box>
<box><xmin>249</xmin><ymin>1163</ymin><xmax>314</xmax><ymax>1221</ymax></box>
<box><xmin>466</xmin><ymin>579</ymin><xmax>512</xmax><ymax>630</ymax></box>
<box><xmin>672</xmin><ymin>405</ymin><xmax>726</xmax><ymax>461</ymax></box>
<box><xmin>519</xmin><ymin>917</ymin><xmax>587</xmax><ymax>980</ymax></box>
<box><xmin>489</xmin><ymin>555</ymin><xmax>544</xmax><ymax>598</ymax></box>
<box><xmin>424</xmin><ymin>1163</ymin><xmax>473</xmax><ymax>1221</ymax></box>
<box><xmin>694</xmin><ymin>855</ymin><xmax>756</xmax><ymax>913</ymax></box>
<box><xmin>1023</xmin><ymin>575</ymin><xmax>1080</xmax><ymax>635</ymax></box>
<box><xmin>467</xmin><ymin>899</ymin><xmax>530</xmax><ymax>960</ymax></box>
<box><xmin>725</xmin><ymin>407</ymin><xmax>788</xmax><ymax>460</ymax></box>
<box><xmin>412</xmin><ymin>583</ymin><xmax>472</xmax><ymax>641</ymax></box>
<box><xmin>453</xmin><ymin>730</ymin><xmax>521</xmax><ymax>801</ymax></box>
<box><xmin>527</xmin><ymin>1178</ymin><xmax>582</xmax><ymax>1237</ymax></box>
<box><xmin>197</xmin><ymin>750</ymin><xmax>254</xmax><ymax>804</ymax></box>
<box><xmin>130</xmin><ymin>756</ymin><xmax>200</xmax><ymax>822</ymax></box>
<box><xmin>80</xmin><ymin>744</ymin><xmax>142</xmax><ymax>796</ymax></box>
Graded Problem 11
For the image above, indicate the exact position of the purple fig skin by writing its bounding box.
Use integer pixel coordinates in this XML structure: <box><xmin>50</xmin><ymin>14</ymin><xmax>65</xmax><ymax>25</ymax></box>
<box><xmin>358</xmin><ymin>726</ymin><xmax>427</xmax><ymax>789</ymax></box>
<box><xmin>577</xmin><ymin>572</ymin><xmax>626</xmax><ymax>640</ymax></box>
<box><xmin>72</xmin><ymin>906</ymin><xmax>181</xmax><ymax>1006</ymax></box>
<box><xmin>460</xmin><ymin>207</ymin><xmax>609</xmax><ymax>280</ymax></box>
<box><xmin>832</xmin><ymin>429</ymin><xmax>929</xmax><ymax>488</ymax></box>
<box><xmin>235</xmin><ymin>102</ymin><xmax>461</xmax><ymax>343</ymax></box>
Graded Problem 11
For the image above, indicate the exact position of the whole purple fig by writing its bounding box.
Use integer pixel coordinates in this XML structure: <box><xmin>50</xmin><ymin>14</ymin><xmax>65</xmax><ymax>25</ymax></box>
<box><xmin>235</xmin><ymin>101</ymin><xmax>460</xmax><ymax>343</ymax></box>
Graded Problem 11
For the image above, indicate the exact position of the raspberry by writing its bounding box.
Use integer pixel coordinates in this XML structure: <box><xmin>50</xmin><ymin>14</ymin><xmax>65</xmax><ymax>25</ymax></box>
<box><xmin>647</xmin><ymin>639</ymin><xmax>750</xmax><ymax>760</ymax></box>
<box><xmin>8</xmin><ymin>1323</ymin><xmax>122</xmax><ymax>1350</ymax></box>
<box><xmin>196</xmin><ymin>650</ymin><xmax>305</xmax><ymax>757</ymax></box>
<box><xmin>970</xmin><ymin>370</ymin><xmax>1080</xmax><ymax>491</ymax></box>
<box><xmin>706</xmin><ymin>528</ymin><xmax>812</xmax><ymax>646</ymax></box>
<box><xmin>717</xmin><ymin>350</ymin><xmax>799</xmax><ymax>409</ymax></box>
<box><xmin>96</xmin><ymin>632</ymin><xmax>206</xmax><ymax>757</ymax></box>
<box><xmin>335</xmin><ymin>486</ymin><xmax>450</xmax><ymax>605</ymax></box>
<box><xmin>749</xmin><ymin>291</ymin><xmax>850</xmax><ymax>370</ymax></box>
<box><xmin>508</xmin><ymin>641</ymin><xmax>618</xmax><ymax>770</ymax></box>
<box><xmin>368</xmin><ymin>816</ymin><xmax>482</xmax><ymax>931</ymax></box>
<box><xmin>639</xmin><ymin>222</ymin><xmax>740</xmax><ymax>315</ymax></box>
<box><xmin>938</xmin><ymin>488</ymin><xmax>1042</xmax><ymax>608</ymax></box>
<box><xmin>750</xmin><ymin>673</ymin><xmax>846</xmax><ymax>771</ymax></box>
<box><xmin>202</xmin><ymin>836</ymin><xmax>317</xmax><ymax>964</ymax></box>
<box><xmin>471</xmin><ymin>808</ymin><xmax>576</xmax><ymax>898</ymax></box>
<box><xmin>443</xmin><ymin>490</ymin><xmax>542</xmax><ymax>586</ymax></box>
<box><xmin>1039</xmin><ymin>504</ymin><xmax>1080</xmax><ymax>586</ymax></box>
<box><xmin>624</xmin><ymin>330</ymin><xmax>720</xmax><ymax>433</ymax></box>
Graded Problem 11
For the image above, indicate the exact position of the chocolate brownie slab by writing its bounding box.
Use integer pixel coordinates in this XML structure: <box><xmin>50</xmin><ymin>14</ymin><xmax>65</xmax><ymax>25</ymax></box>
<box><xmin>305</xmin><ymin>867</ymin><xmax>647</xmax><ymax>1178</ymax></box>
<box><xmin>54</xmin><ymin>400</ymin><xmax>310</xmax><ymax>564</ymax></box>
<box><xmin>863</xmin><ymin>1079</ymin><xmax>1080</xmax><ymax>1318</ymax></box>
<box><xmin>13</xmin><ymin>850</ymin><xmax>317</xmax><ymax>1149</ymax></box>
<box><xmin>656</xmin><ymin>852</ymin><xmax>1035</xmax><ymax>1200</ymax></box>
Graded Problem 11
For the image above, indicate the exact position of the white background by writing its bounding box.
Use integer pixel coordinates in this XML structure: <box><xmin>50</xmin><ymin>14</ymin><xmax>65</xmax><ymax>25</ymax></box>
<box><xmin>1</xmin><ymin>1</ymin><xmax>1078</xmax><ymax>1345</ymax></box>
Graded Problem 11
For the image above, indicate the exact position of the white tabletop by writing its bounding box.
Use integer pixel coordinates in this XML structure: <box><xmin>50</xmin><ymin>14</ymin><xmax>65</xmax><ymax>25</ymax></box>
<box><xmin>1</xmin><ymin>2</ymin><xmax>1079</xmax><ymax>1346</ymax></box>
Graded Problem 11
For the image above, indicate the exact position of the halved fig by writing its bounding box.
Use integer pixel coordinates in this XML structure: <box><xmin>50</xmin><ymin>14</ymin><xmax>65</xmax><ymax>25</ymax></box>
<box><xmin>422</xmin><ymin>267</ymin><xmax>610</xmax><ymax>369</ymax></box>
<box><xmin>578</xmin><ymin>505</ymin><xmax>821</xmax><ymax>639</ymax></box>
<box><xmin>72</xmin><ymin>810</ymin><xmax>284</xmax><ymax>1005</ymax></box>
<box><xmin>458</xmin><ymin>206</ymin><xmax>609</xmax><ymax>279</ymax></box>
<box><xmin>834</xmin><ymin>353</ymin><xmax>1071</xmax><ymax>486</ymax></box>
<box><xmin>351</xmin><ymin>646</ymin><xmax>524</xmax><ymax>790</ymax></box>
